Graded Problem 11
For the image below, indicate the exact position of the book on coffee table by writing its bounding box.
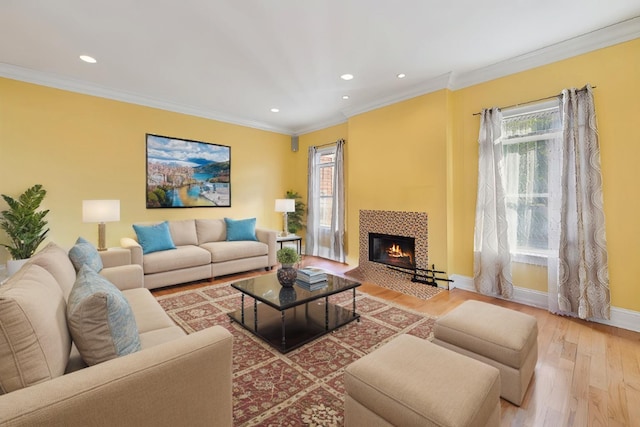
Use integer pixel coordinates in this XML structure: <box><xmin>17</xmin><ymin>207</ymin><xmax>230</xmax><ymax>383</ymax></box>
<box><xmin>295</xmin><ymin>278</ymin><xmax>328</xmax><ymax>291</ymax></box>
<box><xmin>297</xmin><ymin>267</ymin><xmax>328</xmax><ymax>284</ymax></box>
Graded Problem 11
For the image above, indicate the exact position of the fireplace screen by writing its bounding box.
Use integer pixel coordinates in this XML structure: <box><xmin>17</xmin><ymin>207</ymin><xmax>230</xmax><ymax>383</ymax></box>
<box><xmin>368</xmin><ymin>233</ymin><xmax>416</xmax><ymax>270</ymax></box>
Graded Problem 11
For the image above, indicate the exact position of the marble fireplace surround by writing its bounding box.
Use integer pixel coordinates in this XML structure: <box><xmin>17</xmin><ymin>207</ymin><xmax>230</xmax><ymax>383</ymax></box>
<box><xmin>346</xmin><ymin>210</ymin><xmax>436</xmax><ymax>298</ymax></box>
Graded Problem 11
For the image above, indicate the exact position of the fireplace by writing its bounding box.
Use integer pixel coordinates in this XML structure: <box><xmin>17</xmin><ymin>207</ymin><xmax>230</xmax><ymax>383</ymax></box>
<box><xmin>369</xmin><ymin>233</ymin><xmax>416</xmax><ymax>270</ymax></box>
<box><xmin>348</xmin><ymin>210</ymin><xmax>450</xmax><ymax>293</ymax></box>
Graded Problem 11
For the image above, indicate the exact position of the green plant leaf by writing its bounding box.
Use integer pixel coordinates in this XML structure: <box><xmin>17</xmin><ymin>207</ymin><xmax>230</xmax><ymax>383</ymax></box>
<box><xmin>0</xmin><ymin>184</ymin><xmax>50</xmax><ymax>259</ymax></box>
<box><xmin>285</xmin><ymin>190</ymin><xmax>306</xmax><ymax>234</ymax></box>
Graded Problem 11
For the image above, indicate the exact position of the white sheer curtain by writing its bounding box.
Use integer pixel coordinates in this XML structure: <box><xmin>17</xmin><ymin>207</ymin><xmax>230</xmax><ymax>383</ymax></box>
<box><xmin>554</xmin><ymin>85</ymin><xmax>610</xmax><ymax>320</ymax></box>
<box><xmin>306</xmin><ymin>145</ymin><xmax>319</xmax><ymax>255</ymax></box>
<box><xmin>305</xmin><ymin>140</ymin><xmax>346</xmax><ymax>262</ymax></box>
<box><xmin>474</xmin><ymin>108</ymin><xmax>514</xmax><ymax>298</ymax></box>
<box><xmin>330</xmin><ymin>139</ymin><xmax>345</xmax><ymax>262</ymax></box>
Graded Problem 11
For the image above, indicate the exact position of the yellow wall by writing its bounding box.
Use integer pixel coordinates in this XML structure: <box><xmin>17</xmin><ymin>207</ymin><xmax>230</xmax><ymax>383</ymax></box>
<box><xmin>346</xmin><ymin>91</ymin><xmax>450</xmax><ymax>269</ymax></box>
<box><xmin>0</xmin><ymin>78</ymin><xmax>291</xmax><ymax>263</ymax></box>
<box><xmin>2</xmin><ymin>38</ymin><xmax>638</xmax><ymax>312</ymax></box>
<box><xmin>299</xmin><ymin>38</ymin><xmax>639</xmax><ymax>312</ymax></box>
<box><xmin>298</xmin><ymin>92</ymin><xmax>450</xmax><ymax>269</ymax></box>
<box><xmin>451</xmin><ymin>38</ymin><xmax>640</xmax><ymax>311</ymax></box>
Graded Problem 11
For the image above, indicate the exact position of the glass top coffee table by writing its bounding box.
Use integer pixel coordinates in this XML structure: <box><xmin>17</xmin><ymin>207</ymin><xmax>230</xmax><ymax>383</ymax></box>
<box><xmin>228</xmin><ymin>272</ymin><xmax>361</xmax><ymax>353</ymax></box>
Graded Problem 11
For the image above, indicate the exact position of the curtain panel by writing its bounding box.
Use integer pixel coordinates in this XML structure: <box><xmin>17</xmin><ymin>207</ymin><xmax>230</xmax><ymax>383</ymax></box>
<box><xmin>474</xmin><ymin>107</ymin><xmax>514</xmax><ymax>298</ymax></box>
<box><xmin>556</xmin><ymin>85</ymin><xmax>610</xmax><ymax>320</ymax></box>
<box><xmin>305</xmin><ymin>146</ymin><xmax>318</xmax><ymax>255</ymax></box>
<box><xmin>329</xmin><ymin>139</ymin><xmax>346</xmax><ymax>262</ymax></box>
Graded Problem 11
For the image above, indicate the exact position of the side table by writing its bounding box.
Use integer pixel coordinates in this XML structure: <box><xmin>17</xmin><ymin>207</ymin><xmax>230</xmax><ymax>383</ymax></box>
<box><xmin>276</xmin><ymin>235</ymin><xmax>302</xmax><ymax>255</ymax></box>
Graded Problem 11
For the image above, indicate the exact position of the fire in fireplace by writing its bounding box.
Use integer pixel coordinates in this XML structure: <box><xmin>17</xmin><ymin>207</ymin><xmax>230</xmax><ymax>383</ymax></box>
<box><xmin>368</xmin><ymin>232</ymin><xmax>416</xmax><ymax>270</ymax></box>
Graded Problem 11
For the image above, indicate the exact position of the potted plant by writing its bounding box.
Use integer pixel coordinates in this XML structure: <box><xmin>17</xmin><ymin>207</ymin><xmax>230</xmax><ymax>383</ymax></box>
<box><xmin>1</xmin><ymin>184</ymin><xmax>50</xmax><ymax>274</ymax></box>
<box><xmin>285</xmin><ymin>190</ymin><xmax>306</xmax><ymax>235</ymax></box>
<box><xmin>276</xmin><ymin>247</ymin><xmax>300</xmax><ymax>287</ymax></box>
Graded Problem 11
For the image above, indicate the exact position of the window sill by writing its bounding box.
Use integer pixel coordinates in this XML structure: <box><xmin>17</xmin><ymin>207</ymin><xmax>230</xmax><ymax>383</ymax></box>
<box><xmin>511</xmin><ymin>251</ymin><xmax>551</xmax><ymax>266</ymax></box>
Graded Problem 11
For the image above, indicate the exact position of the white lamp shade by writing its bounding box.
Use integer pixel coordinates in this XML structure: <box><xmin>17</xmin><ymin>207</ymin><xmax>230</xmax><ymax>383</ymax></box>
<box><xmin>275</xmin><ymin>198</ymin><xmax>295</xmax><ymax>213</ymax></box>
<box><xmin>83</xmin><ymin>200</ymin><xmax>120</xmax><ymax>223</ymax></box>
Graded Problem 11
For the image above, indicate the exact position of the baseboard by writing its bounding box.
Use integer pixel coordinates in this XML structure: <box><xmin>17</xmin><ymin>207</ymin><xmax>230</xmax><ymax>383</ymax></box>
<box><xmin>449</xmin><ymin>274</ymin><xmax>640</xmax><ymax>333</ymax></box>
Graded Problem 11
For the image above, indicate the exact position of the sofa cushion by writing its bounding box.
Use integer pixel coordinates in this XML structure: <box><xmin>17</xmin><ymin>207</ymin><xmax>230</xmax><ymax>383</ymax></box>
<box><xmin>29</xmin><ymin>242</ymin><xmax>77</xmax><ymax>300</ymax></box>
<box><xmin>0</xmin><ymin>264</ymin><xmax>71</xmax><ymax>394</ymax></box>
<box><xmin>200</xmin><ymin>240</ymin><xmax>268</xmax><ymax>263</ymax></box>
<box><xmin>122</xmin><ymin>288</ymin><xmax>186</xmax><ymax>349</ymax></box>
<box><xmin>224</xmin><ymin>217</ymin><xmax>258</xmax><ymax>241</ymax></box>
<box><xmin>168</xmin><ymin>219</ymin><xmax>198</xmax><ymax>246</ymax></box>
<box><xmin>67</xmin><ymin>266</ymin><xmax>141</xmax><ymax>366</ymax></box>
<box><xmin>123</xmin><ymin>288</ymin><xmax>178</xmax><ymax>333</ymax></box>
<box><xmin>68</xmin><ymin>236</ymin><xmax>104</xmax><ymax>272</ymax></box>
<box><xmin>142</xmin><ymin>245</ymin><xmax>211</xmax><ymax>275</ymax></box>
<box><xmin>133</xmin><ymin>221</ymin><xmax>177</xmax><ymax>254</ymax></box>
<box><xmin>196</xmin><ymin>218</ymin><xmax>226</xmax><ymax>244</ymax></box>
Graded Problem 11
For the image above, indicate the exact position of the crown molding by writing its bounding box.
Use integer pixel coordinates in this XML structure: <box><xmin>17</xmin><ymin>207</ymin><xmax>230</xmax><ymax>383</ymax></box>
<box><xmin>1</xmin><ymin>17</ymin><xmax>638</xmax><ymax>135</ymax></box>
<box><xmin>307</xmin><ymin>17</ymin><xmax>640</xmax><ymax>126</ymax></box>
<box><xmin>339</xmin><ymin>72</ymin><xmax>453</xmax><ymax>119</ymax></box>
<box><xmin>0</xmin><ymin>63</ymin><xmax>293</xmax><ymax>135</ymax></box>
<box><xmin>293</xmin><ymin>115</ymin><xmax>348</xmax><ymax>136</ymax></box>
<box><xmin>449</xmin><ymin>16</ymin><xmax>640</xmax><ymax>90</ymax></box>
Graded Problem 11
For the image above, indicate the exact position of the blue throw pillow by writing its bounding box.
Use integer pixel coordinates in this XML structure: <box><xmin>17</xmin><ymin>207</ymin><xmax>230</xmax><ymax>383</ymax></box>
<box><xmin>68</xmin><ymin>236</ymin><xmax>104</xmax><ymax>272</ymax></box>
<box><xmin>225</xmin><ymin>217</ymin><xmax>258</xmax><ymax>241</ymax></box>
<box><xmin>66</xmin><ymin>265</ymin><xmax>141</xmax><ymax>366</ymax></box>
<box><xmin>132</xmin><ymin>221</ymin><xmax>176</xmax><ymax>254</ymax></box>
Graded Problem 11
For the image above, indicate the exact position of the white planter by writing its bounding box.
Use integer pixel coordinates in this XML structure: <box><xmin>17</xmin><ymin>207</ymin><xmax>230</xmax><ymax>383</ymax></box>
<box><xmin>7</xmin><ymin>258</ymin><xmax>28</xmax><ymax>276</ymax></box>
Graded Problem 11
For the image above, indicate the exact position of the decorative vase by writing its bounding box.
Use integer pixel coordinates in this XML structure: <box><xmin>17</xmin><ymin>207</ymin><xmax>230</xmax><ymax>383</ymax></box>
<box><xmin>277</xmin><ymin>265</ymin><xmax>297</xmax><ymax>287</ymax></box>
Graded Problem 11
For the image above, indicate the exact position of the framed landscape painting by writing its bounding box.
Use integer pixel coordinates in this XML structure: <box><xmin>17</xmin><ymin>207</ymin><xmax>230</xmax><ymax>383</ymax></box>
<box><xmin>146</xmin><ymin>134</ymin><xmax>231</xmax><ymax>208</ymax></box>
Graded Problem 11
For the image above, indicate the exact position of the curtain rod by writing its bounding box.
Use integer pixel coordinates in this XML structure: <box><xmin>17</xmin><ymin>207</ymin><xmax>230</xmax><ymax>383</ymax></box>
<box><xmin>472</xmin><ymin>85</ymin><xmax>596</xmax><ymax>116</ymax></box>
<box><xmin>314</xmin><ymin>138</ymin><xmax>345</xmax><ymax>148</ymax></box>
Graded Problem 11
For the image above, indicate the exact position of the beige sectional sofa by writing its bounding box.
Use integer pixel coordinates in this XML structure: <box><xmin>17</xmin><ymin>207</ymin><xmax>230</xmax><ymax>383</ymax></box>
<box><xmin>0</xmin><ymin>242</ymin><xmax>233</xmax><ymax>426</ymax></box>
<box><xmin>121</xmin><ymin>218</ymin><xmax>278</xmax><ymax>289</ymax></box>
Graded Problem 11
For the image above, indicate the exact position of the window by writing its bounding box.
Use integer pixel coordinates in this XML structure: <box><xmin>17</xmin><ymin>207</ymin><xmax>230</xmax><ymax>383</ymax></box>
<box><xmin>308</xmin><ymin>142</ymin><xmax>344</xmax><ymax>261</ymax></box>
<box><xmin>316</xmin><ymin>148</ymin><xmax>336</xmax><ymax>228</ymax></box>
<box><xmin>501</xmin><ymin>100</ymin><xmax>562</xmax><ymax>263</ymax></box>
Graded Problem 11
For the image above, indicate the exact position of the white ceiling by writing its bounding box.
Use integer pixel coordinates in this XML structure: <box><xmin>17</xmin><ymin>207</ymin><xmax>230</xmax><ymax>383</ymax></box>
<box><xmin>1</xmin><ymin>1</ymin><xmax>639</xmax><ymax>135</ymax></box>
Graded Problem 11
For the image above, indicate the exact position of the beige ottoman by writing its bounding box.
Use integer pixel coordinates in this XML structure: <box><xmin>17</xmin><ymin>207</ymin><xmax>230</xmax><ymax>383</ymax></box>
<box><xmin>344</xmin><ymin>334</ymin><xmax>501</xmax><ymax>427</ymax></box>
<box><xmin>433</xmin><ymin>300</ymin><xmax>538</xmax><ymax>406</ymax></box>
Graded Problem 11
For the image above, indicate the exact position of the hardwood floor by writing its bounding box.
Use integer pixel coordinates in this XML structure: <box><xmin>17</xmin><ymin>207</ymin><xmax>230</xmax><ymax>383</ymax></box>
<box><xmin>152</xmin><ymin>256</ymin><xmax>640</xmax><ymax>427</ymax></box>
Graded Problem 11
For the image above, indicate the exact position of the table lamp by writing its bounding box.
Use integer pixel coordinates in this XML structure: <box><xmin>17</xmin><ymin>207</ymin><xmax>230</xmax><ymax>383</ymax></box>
<box><xmin>82</xmin><ymin>200</ymin><xmax>120</xmax><ymax>251</ymax></box>
<box><xmin>275</xmin><ymin>198</ymin><xmax>295</xmax><ymax>237</ymax></box>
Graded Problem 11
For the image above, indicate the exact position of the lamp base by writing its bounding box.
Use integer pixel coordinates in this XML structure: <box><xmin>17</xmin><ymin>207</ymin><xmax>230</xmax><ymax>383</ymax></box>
<box><xmin>97</xmin><ymin>222</ymin><xmax>107</xmax><ymax>251</ymax></box>
<box><xmin>282</xmin><ymin>212</ymin><xmax>290</xmax><ymax>237</ymax></box>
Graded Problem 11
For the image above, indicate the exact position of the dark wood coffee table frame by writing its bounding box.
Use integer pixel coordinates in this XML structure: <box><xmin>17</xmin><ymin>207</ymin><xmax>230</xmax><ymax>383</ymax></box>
<box><xmin>228</xmin><ymin>273</ymin><xmax>361</xmax><ymax>353</ymax></box>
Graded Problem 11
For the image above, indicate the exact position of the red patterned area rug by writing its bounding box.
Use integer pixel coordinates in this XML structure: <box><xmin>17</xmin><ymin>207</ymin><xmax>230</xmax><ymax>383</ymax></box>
<box><xmin>156</xmin><ymin>282</ymin><xmax>436</xmax><ymax>427</ymax></box>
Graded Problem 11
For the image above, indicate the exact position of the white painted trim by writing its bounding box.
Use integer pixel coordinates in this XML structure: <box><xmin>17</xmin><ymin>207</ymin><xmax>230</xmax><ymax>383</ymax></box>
<box><xmin>449</xmin><ymin>16</ymin><xmax>640</xmax><ymax>90</ymax></box>
<box><xmin>449</xmin><ymin>274</ymin><xmax>640</xmax><ymax>333</ymax></box>
<box><xmin>292</xmin><ymin>117</ymin><xmax>348</xmax><ymax>136</ymax></box>
<box><xmin>339</xmin><ymin>73</ymin><xmax>453</xmax><ymax>119</ymax></box>
<box><xmin>0</xmin><ymin>63</ymin><xmax>293</xmax><ymax>135</ymax></box>
<box><xmin>4</xmin><ymin>17</ymin><xmax>638</xmax><ymax>136</ymax></box>
<box><xmin>323</xmin><ymin>18</ymin><xmax>640</xmax><ymax>124</ymax></box>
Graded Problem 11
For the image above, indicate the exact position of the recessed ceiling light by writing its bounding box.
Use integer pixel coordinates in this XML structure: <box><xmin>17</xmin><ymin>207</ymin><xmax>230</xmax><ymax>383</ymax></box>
<box><xmin>342</xmin><ymin>95</ymin><xmax>350</xmax><ymax>100</ymax></box>
<box><xmin>79</xmin><ymin>55</ymin><xmax>97</xmax><ymax>64</ymax></box>
<box><xmin>270</xmin><ymin>108</ymin><xmax>280</xmax><ymax>113</ymax></box>
<box><xmin>397</xmin><ymin>73</ymin><xmax>406</xmax><ymax>79</ymax></box>
<box><xmin>340</xmin><ymin>74</ymin><xmax>354</xmax><ymax>81</ymax></box>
